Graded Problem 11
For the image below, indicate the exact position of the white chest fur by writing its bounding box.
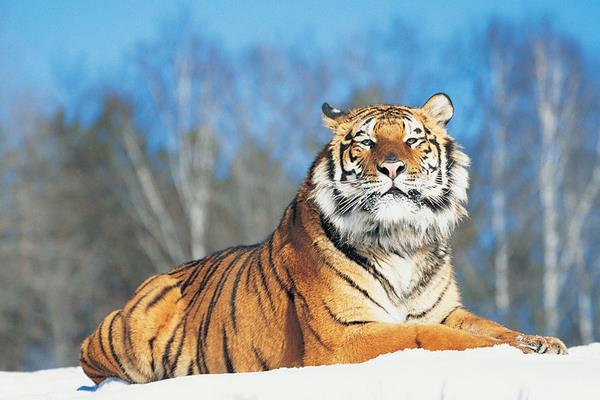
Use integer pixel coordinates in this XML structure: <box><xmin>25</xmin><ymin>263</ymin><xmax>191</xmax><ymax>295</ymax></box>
<box><xmin>372</xmin><ymin>252</ymin><xmax>418</xmax><ymax>297</ymax></box>
<box><xmin>350</xmin><ymin>247</ymin><xmax>455</xmax><ymax>324</ymax></box>
<box><xmin>368</xmin><ymin>251</ymin><xmax>458</xmax><ymax>325</ymax></box>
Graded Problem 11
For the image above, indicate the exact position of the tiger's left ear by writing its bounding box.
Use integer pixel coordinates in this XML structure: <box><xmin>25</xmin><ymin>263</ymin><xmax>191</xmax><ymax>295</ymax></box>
<box><xmin>422</xmin><ymin>93</ymin><xmax>454</xmax><ymax>126</ymax></box>
<box><xmin>322</xmin><ymin>102</ymin><xmax>349</xmax><ymax>131</ymax></box>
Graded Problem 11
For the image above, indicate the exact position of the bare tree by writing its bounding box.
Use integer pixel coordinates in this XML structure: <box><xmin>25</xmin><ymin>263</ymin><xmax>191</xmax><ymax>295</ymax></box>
<box><xmin>487</xmin><ymin>24</ymin><xmax>516</xmax><ymax>319</ymax></box>
<box><xmin>533</xmin><ymin>37</ymin><xmax>568</xmax><ymax>336</ymax></box>
<box><xmin>531</xmin><ymin>30</ymin><xmax>589</xmax><ymax>337</ymax></box>
<box><xmin>562</xmin><ymin>146</ymin><xmax>600</xmax><ymax>343</ymax></box>
<box><xmin>117</xmin><ymin>21</ymin><xmax>231</xmax><ymax>270</ymax></box>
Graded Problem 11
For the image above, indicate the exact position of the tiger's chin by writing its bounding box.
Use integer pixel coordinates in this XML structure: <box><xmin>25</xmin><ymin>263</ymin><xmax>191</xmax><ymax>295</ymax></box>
<box><xmin>370</xmin><ymin>194</ymin><xmax>422</xmax><ymax>223</ymax></box>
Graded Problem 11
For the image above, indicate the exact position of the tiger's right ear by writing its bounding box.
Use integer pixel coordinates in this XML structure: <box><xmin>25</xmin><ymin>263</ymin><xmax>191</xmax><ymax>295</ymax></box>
<box><xmin>322</xmin><ymin>102</ymin><xmax>349</xmax><ymax>131</ymax></box>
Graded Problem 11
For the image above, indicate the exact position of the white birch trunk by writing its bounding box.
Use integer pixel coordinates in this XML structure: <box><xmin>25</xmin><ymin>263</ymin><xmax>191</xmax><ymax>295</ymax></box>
<box><xmin>533</xmin><ymin>38</ymin><xmax>596</xmax><ymax>339</ymax></box>
<box><xmin>533</xmin><ymin>41</ymin><xmax>562</xmax><ymax>336</ymax></box>
<box><xmin>575</xmin><ymin>246</ymin><xmax>594</xmax><ymax>344</ymax></box>
<box><xmin>117</xmin><ymin>36</ymin><xmax>222</xmax><ymax>268</ymax></box>
<box><xmin>490</xmin><ymin>49</ymin><xmax>511</xmax><ymax>318</ymax></box>
<box><xmin>560</xmin><ymin>137</ymin><xmax>600</xmax><ymax>343</ymax></box>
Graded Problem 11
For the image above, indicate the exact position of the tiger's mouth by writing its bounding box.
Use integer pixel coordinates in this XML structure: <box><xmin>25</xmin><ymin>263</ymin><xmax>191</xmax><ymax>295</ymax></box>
<box><xmin>383</xmin><ymin>187</ymin><xmax>422</xmax><ymax>202</ymax></box>
<box><xmin>385</xmin><ymin>187</ymin><xmax>404</xmax><ymax>196</ymax></box>
<box><xmin>362</xmin><ymin>186</ymin><xmax>423</xmax><ymax>212</ymax></box>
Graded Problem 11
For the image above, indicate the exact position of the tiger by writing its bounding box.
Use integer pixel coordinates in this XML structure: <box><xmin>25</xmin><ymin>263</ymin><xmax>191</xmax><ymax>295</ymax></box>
<box><xmin>80</xmin><ymin>93</ymin><xmax>567</xmax><ymax>384</ymax></box>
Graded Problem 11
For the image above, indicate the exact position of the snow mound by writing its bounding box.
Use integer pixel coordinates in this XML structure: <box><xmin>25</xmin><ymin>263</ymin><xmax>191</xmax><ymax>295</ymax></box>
<box><xmin>2</xmin><ymin>344</ymin><xmax>600</xmax><ymax>400</ymax></box>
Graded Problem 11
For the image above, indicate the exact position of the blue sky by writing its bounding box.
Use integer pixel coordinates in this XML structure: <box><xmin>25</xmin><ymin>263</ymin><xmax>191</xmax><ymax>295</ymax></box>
<box><xmin>1</xmin><ymin>0</ymin><xmax>600</xmax><ymax>101</ymax></box>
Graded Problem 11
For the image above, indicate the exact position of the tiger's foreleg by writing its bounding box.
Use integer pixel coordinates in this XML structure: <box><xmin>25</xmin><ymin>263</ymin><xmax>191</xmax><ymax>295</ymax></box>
<box><xmin>441</xmin><ymin>307</ymin><xmax>567</xmax><ymax>354</ymax></box>
<box><xmin>305</xmin><ymin>322</ymin><xmax>502</xmax><ymax>365</ymax></box>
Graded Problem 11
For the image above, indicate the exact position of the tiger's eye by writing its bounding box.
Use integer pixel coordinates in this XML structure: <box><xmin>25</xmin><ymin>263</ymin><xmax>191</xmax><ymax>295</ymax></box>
<box><xmin>405</xmin><ymin>138</ymin><xmax>417</xmax><ymax>146</ymax></box>
<box><xmin>361</xmin><ymin>139</ymin><xmax>375</xmax><ymax>147</ymax></box>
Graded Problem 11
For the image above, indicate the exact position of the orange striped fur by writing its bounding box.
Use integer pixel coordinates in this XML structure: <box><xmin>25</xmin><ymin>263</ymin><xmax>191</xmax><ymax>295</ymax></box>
<box><xmin>81</xmin><ymin>94</ymin><xmax>566</xmax><ymax>384</ymax></box>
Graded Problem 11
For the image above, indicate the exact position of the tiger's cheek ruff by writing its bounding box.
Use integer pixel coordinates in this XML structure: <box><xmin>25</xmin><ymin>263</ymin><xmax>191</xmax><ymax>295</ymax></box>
<box><xmin>338</xmin><ymin>143</ymin><xmax>363</xmax><ymax>181</ymax></box>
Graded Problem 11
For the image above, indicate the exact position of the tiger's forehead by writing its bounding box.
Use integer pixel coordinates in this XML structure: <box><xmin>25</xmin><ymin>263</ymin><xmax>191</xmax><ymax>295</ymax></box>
<box><xmin>351</xmin><ymin>106</ymin><xmax>423</xmax><ymax>137</ymax></box>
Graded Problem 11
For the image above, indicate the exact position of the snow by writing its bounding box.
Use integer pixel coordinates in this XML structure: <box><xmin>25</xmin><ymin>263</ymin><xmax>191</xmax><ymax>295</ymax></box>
<box><xmin>2</xmin><ymin>344</ymin><xmax>600</xmax><ymax>400</ymax></box>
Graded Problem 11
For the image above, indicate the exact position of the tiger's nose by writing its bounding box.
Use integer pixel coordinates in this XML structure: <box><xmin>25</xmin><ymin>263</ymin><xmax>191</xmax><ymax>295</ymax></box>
<box><xmin>377</xmin><ymin>160</ymin><xmax>406</xmax><ymax>179</ymax></box>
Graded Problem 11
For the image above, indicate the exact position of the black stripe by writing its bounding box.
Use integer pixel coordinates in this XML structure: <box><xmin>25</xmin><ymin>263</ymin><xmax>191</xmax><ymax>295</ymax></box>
<box><xmin>186</xmin><ymin>246</ymin><xmax>247</xmax><ymax>310</ymax></box>
<box><xmin>415</xmin><ymin>334</ymin><xmax>423</xmax><ymax>348</ymax></box>
<box><xmin>290</xmin><ymin>197</ymin><xmax>300</xmax><ymax>225</ymax></box>
<box><xmin>304</xmin><ymin>321</ymin><xmax>331</xmax><ymax>350</ymax></box>
<box><xmin>230</xmin><ymin>248</ymin><xmax>259</xmax><ymax>331</ymax></box>
<box><xmin>180</xmin><ymin>263</ymin><xmax>204</xmax><ymax>293</ymax></box>
<box><xmin>148</xmin><ymin>337</ymin><xmax>156</xmax><ymax>374</ymax></box>
<box><xmin>251</xmin><ymin>277</ymin><xmax>269</xmax><ymax>322</ymax></box>
<box><xmin>420</xmin><ymin>138</ymin><xmax>454</xmax><ymax>213</ymax></box>
<box><xmin>222</xmin><ymin>327</ymin><xmax>235</xmax><ymax>373</ymax></box>
<box><xmin>322</xmin><ymin>260</ymin><xmax>388</xmax><ymax>314</ymax></box>
<box><xmin>323</xmin><ymin>303</ymin><xmax>374</xmax><ymax>326</ymax></box>
<box><xmin>199</xmin><ymin>249</ymin><xmax>250</xmax><ymax>362</ymax></box>
<box><xmin>440</xmin><ymin>306</ymin><xmax>461</xmax><ymax>325</ymax></box>
<box><xmin>444</xmin><ymin>139</ymin><xmax>455</xmax><ymax>179</ymax></box>
<box><xmin>161</xmin><ymin>319</ymin><xmax>184</xmax><ymax>379</ymax></box>
<box><xmin>80</xmin><ymin>353</ymin><xmax>106</xmax><ymax>377</ymax></box>
<box><xmin>348</xmin><ymin>146</ymin><xmax>359</xmax><ymax>163</ymax></box>
<box><xmin>96</xmin><ymin>320</ymin><xmax>112</xmax><ymax>368</ymax></box>
<box><xmin>182</xmin><ymin>247</ymin><xmax>240</xmax><ymax>295</ymax></box>
<box><xmin>123</xmin><ymin>290</ymin><xmax>153</xmax><ymax>364</ymax></box>
<box><xmin>133</xmin><ymin>275</ymin><xmax>161</xmax><ymax>295</ymax></box>
<box><xmin>282</xmin><ymin>261</ymin><xmax>299</xmax><ymax>298</ymax></box>
<box><xmin>144</xmin><ymin>284</ymin><xmax>179</xmax><ymax>312</ymax></box>
<box><xmin>179</xmin><ymin>254</ymin><xmax>224</xmax><ymax>292</ymax></box>
<box><xmin>84</xmin><ymin>336</ymin><xmax>112</xmax><ymax>377</ymax></box>
<box><xmin>168</xmin><ymin>258</ymin><xmax>202</xmax><ymax>276</ymax></box>
<box><xmin>266</xmin><ymin>235</ymin><xmax>289</xmax><ymax>293</ymax></box>
<box><xmin>430</xmin><ymin>138</ymin><xmax>442</xmax><ymax>176</ymax></box>
<box><xmin>422</xmin><ymin>187</ymin><xmax>452</xmax><ymax>212</ymax></box>
<box><xmin>326</xmin><ymin>148</ymin><xmax>335</xmax><ymax>180</ymax></box>
<box><xmin>287</xmin><ymin>290</ymin><xmax>330</xmax><ymax>350</ymax></box>
<box><xmin>244</xmin><ymin>251</ymin><xmax>253</xmax><ymax>292</ymax></box>
<box><xmin>320</xmin><ymin>214</ymin><xmax>400</xmax><ymax>304</ymax></box>
<box><xmin>406</xmin><ymin>278</ymin><xmax>452</xmax><ymax>320</ymax></box>
<box><xmin>195</xmin><ymin>328</ymin><xmax>209</xmax><ymax>374</ymax></box>
<box><xmin>169</xmin><ymin>316</ymin><xmax>189</xmax><ymax>375</ymax></box>
<box><xmin>339</xmin><ymin>141</ymin><xmax>351</xmax><ymax>181</ymax></box>
<box><xmin>252</xmin><ymin>346</ymin><xmax>269</xmax><ymax>371</ymax></box>
<box><xmin>200</xmin><ymin>252</ymin><xmax>246</xmax><ymax>341</ymax></box>
<box><xmin>107</xmin><ymin>312</ymin><xmax>134</xmax><ymax>382</ymax></box>
<box><xmin>331</xmin><ymin>187</ymin><xmax>344</xmax><ymax>211</ymax></box>
<box><xmin>255</xmin><ymin>248</ymin><xmax>276</xmax><ymax>312</ymax></box>
<box><xmin>126</xmin><ymin>291</ymin><xmax>152</xmax><ymax>315</ymax></box>
<box><xmin>80</xmin><ymin>358</ymin><xmax>107</xmax><ymax>380</ymax></box>
<box><xmin>405</xmin><ymin>252</ymin><xmax>445</xmax><ymax>299</ymax></box>
<box><xmin>121</xmin><ymin>314</ymin><xmax>138</xmax><ymax>370</ymax></box>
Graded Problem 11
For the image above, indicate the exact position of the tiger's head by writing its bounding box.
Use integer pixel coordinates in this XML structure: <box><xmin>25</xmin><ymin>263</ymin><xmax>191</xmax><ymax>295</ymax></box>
<box><xmin>311</xmin><ymin>94</ymin><xmax>470</xmax><ymax>251</ymax></box>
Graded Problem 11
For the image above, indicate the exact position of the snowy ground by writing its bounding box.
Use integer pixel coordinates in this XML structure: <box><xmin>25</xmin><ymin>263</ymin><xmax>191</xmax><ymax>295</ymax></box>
<box><xmin>2</xmin><ymin>344</ymin><xmax>600</xmax><ymax>400</ymax></box>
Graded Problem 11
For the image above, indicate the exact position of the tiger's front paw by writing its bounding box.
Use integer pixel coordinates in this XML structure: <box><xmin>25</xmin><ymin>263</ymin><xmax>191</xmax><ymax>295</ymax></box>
<box><xmin>511</xmin><ymin>334</ymin><xmax>568</xmax><ymax>355</ymax></box>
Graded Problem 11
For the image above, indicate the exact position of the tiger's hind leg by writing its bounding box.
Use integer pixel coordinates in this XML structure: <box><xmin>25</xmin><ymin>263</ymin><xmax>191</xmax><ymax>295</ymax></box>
<box><xmin>80</xmin><ymin>273</ymin><xmax>189</xmax><ymax>384</ymax></box>
<box><xmin>80</xmin><ymin>310</ymin><xmax>138</xmax><ymax>384</ymax></box>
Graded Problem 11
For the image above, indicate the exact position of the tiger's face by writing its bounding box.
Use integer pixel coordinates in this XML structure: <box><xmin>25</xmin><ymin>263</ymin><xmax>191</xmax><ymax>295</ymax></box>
<box><xmin>311</xmin><ymin>94</ymin><xmax>470</xmax><ymax>250</ymax></box>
